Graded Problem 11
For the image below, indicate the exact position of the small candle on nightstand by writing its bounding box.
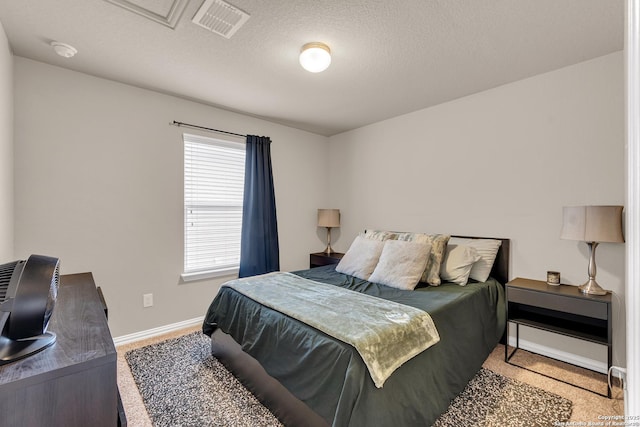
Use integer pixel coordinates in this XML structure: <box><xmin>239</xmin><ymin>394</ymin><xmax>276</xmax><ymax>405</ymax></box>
<box><xmin>547</xmin><ymin>271</ymin><xmax>561</xmax><ymax>286</ymax></box>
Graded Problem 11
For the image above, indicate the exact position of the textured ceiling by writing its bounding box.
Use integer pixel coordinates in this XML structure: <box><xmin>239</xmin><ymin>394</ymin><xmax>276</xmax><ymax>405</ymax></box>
<box><xmin>0</xmin><ymin>0</ymin><xmax>625</xmax><ymax>136</ymax></box>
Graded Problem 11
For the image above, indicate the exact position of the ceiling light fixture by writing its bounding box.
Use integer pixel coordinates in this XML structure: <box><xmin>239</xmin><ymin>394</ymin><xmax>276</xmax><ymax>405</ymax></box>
<box><xmin>299</xmin><ymin>42</ymin><xmax>331</xmax><ymax>73</ymax></box>
<box><xmin>50</xmin><ymin>42</ymin><xmax>77</xmax><ymax>58</ymax></box>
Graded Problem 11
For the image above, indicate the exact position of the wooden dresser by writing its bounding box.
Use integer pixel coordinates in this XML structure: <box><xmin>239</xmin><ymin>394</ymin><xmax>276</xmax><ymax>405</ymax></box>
<box><xmin>0</xmin><ymin>272</ymin><xmax>122</xmax><ymax>426</ymax></box>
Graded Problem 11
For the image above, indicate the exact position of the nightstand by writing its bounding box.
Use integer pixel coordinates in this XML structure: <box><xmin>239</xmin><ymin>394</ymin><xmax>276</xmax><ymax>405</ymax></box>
<box><xmin>505</xmin><ymin>277</ymin><xmax>612</xmax><ymax>397</ymax></box>
<box><xmin>309</xmin><ymin>252</ymin><xmax>344</xmax><ymax>268</ymax></box>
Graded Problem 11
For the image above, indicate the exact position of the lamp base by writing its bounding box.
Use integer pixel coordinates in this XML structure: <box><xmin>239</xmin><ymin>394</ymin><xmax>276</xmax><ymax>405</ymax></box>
<box><xmin>578</xmin><ymin>278</ymin><xmax>608</xmax><ymax>296</ymax></box>
<box><xmin>323</xmin><ymin>227</ymin><xmax>334</xmax><ymax>254</ymax></box>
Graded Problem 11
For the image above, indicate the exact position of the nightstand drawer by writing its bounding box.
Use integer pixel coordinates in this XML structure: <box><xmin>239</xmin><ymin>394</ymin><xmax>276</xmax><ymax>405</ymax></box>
<box><xmin>507</xmin><ymin>287</ymin><xmax>608</xmax><ymax>320</ymax></box>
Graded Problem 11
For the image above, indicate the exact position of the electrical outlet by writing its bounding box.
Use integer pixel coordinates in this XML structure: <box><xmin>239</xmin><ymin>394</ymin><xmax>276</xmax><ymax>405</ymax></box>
<box><xmin>143</xmin><ymin>293</ymin><xmax>153</xmax><ymax>308</ymax></box>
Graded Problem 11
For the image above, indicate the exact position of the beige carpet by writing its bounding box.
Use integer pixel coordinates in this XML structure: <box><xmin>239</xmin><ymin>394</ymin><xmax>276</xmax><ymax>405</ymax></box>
<box><xmin>117</xmin><ymin>328</ymin><xmax>624</xmax><ymax>426</ymax></box>
<box><xmin>487</xmin><ymin>346</ymin><xmax>625</xmax><ymax>423</ymax></box>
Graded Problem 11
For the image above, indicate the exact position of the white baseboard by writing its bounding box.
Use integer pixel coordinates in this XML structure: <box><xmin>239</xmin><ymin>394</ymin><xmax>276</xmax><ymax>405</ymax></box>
<box><xmin>508</xmin><ymin>336</ymin><xmax>607</xmax><ymax>374</ymax></box>
<box><xmin>113</xmin><ymin>316</ymin><xmax>204</xmax><ymax>346</ymax></box>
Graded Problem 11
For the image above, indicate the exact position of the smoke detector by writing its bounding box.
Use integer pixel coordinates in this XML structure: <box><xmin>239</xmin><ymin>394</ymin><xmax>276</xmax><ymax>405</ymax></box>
<box><xmin>192</xmin><ymin>0</ymin><xmax>250</xmax><ymax>39</ymax></box>
<box><xmin>51</xmin><ymin>42</ymin><xmax>77</xmax><ymax>58</ymax></box>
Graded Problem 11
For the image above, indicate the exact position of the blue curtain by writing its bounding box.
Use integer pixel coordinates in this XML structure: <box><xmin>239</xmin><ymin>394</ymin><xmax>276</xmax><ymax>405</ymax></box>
<box><xmin>238</xmin><ymin>135</ymin><xmax>280</xmax><ymax>277</ymax></box>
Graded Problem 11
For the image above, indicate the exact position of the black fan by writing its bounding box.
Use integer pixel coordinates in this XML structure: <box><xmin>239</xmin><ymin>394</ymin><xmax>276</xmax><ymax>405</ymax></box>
<box><xmin>0</xmin><ymin>254</ymin><xmax>60</xmax><ymax>365</ymax></box>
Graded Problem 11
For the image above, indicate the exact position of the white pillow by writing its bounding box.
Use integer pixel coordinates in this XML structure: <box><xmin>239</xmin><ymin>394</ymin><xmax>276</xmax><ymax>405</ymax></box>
<box><xmin>440</xmin><ymin>244</ymin><xmax>481</xmax><ymax>285</ymax></box>
<box><xmin>448</xmin><ymin>238</ymin><xmax>502</xmax><ymax>282</ymax></box>
<box><xmin>368</xmin><ymin>240</ymin><xmax>432</xmax><ymax>290</ymax></box>
<box><xmin>335</xmin><ymin>235</ymin><xmax>385</xmax><ymax>280</ymax></box>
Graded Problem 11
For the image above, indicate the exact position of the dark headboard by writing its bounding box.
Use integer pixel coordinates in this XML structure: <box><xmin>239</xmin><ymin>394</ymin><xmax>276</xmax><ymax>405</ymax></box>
<box><xmin>453</xmin><ymin>236</ymin><xmax>510</xmax><ymax>285</ymax></box>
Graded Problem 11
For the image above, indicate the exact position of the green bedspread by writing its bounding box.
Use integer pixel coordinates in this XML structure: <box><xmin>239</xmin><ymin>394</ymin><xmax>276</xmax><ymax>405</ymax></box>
<box><xmin>222</xmin><ymin>271</ymin><xmax>440</xmax><ymax>388</ymax></box>
<box><xmin>203</xmin><ymin>265</ymin><xmax>505</xmax><ymax>427</ymax></box>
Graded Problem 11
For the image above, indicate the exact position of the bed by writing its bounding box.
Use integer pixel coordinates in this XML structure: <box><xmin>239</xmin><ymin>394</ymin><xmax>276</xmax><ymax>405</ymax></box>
<box><xmin>202</xmin><ymin>235</ymin><xmax>510</xmax><ymax>427</ymax></box>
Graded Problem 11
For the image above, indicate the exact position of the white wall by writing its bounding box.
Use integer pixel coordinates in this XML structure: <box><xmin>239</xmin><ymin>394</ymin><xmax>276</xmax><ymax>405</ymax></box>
<box><xmin>11</xmin><ymin>49</ymin><xmax>626</xmax><ymax>367</ymax></box>
<box><xmin>13</xmin><ymin>57</ymin><xmax>329</xmax><ymax>337</ymax></box>
<box><xmin>0</xmin><ymin>21</ymin><xmax>12</xmax><ymax>260</ymax></box>
<box><xmin>328</xmin><ymin>52</ymin><xmax>626</xmax><ymax>368</ymax></box>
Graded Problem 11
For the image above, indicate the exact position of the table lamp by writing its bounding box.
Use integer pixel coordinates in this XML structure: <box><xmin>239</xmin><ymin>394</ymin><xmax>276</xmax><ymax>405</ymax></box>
<box><xmin>317</xmin><ymin>209</ymin><xmax>340</xmax><ymax>254</ymax></box>
<box><xmin>560</xmin><ymin>205</ymin><xmax>624</xmax><ymax>295</ymax></box>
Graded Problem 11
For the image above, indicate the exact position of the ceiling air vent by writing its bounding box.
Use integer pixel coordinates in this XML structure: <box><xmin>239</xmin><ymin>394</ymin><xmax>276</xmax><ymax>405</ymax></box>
<box><xmin>192</xmin><ymin>0</ymin><xmax>250</xmax><ymax>39</ymax></box>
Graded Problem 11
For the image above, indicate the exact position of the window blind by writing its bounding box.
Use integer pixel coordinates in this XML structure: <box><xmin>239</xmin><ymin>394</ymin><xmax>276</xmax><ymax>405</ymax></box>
<box><xmin>184</xmin><ymin>133</ymin><xmax>245</xmax><ymax>274</ymax></box>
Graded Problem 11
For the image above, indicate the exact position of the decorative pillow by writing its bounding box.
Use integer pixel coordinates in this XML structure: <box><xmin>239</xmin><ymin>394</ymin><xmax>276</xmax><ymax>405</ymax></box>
<box><xmin>364</xmin><ymin>229</ymin><xmax>399</xmax><ymax>241</ymax></box>
<box><xmin>448</xmin><ymin>237</ymin><xmax>502</xmax><ymax>282</ymax></box>
<box><xmin>368</xmin><ymin>240</ymin><xmax>432</xmax><ymax>290</ymax></box>
<box><xmin>440</xmin><ymin>244</ymin><xmax>481</xmax><ymax>285</ymax></box>
<box><xmin>395</xmin><ymin>232</ymin><xmax>450</xmax><ymax>286</ymax></box>
<box><xmin>364</xmin><ymin>230</ymin><xmax>450</xmax><ymax>286</ymax></box>
<box><xmin>335</xmin><ymin>235</ymin><xmax>385</xmax><ymax>280</ymax></box>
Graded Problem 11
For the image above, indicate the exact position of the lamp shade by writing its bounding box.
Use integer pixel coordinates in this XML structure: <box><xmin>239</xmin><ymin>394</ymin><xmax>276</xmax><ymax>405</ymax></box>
<box><xmin>318</xmin><ymin>209</ymin><xmax>340</xmax><ymax>228</ymax></box>
<box><xmin>560</xmin><ymin>205</ymin><xmax>624</xmax><ymax>243</ymax></box>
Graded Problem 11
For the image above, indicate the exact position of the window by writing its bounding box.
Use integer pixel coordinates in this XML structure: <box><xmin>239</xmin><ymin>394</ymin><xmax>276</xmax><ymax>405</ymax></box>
<box><xmin>182</xmin><ymin>133</ymin><xmax>245</xmax><ymax>280</ymax></box>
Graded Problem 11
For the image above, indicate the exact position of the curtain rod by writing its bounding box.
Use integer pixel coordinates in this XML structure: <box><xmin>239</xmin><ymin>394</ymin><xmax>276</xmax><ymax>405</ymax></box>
<box><xmin>171</xmin><ymin>120</ymin><xmax>247</xmax><ymax>138</ymax></box>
